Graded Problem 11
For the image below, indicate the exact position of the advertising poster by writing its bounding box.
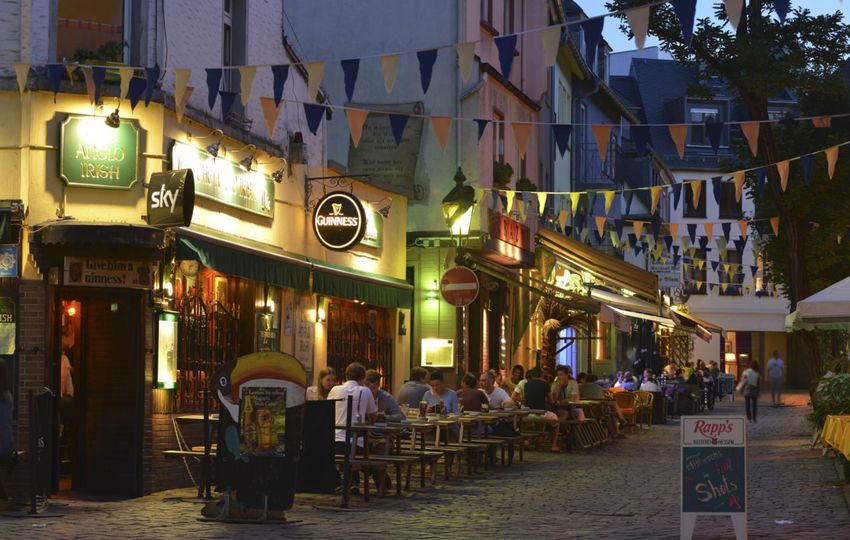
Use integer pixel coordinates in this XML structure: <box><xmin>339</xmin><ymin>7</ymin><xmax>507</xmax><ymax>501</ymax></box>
<box><xmin>239</xmin><ymin>386</ymin><xmax>287</xmax><ymax>456</ymax></box>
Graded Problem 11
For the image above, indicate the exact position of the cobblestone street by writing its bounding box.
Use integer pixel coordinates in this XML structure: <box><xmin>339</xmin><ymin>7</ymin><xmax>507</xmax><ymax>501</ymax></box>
<box><xmin>3</xmin><ymin>391</ymin><xmax>849</xmax><ymax>539</ymax></box>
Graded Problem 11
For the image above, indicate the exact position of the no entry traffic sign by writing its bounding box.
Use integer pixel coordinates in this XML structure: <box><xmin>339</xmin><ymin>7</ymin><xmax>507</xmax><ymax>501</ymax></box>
<box><xmin>440</xmin><ymin>267</ymin><xmax>479</xmax><ymax>307</ymax></box>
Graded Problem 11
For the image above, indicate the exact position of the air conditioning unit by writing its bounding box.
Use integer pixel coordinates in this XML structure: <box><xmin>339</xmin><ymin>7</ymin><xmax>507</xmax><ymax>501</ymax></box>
<box><xmin>421</xmin><ymin>338</ymin><xmax>454</xmax><ymax>368</ymax></box>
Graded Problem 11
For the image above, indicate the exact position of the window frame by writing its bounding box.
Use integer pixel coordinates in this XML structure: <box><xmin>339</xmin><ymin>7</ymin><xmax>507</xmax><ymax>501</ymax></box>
<box><xmin>683</xmin><ymin>182</ymin><xmax>707</xmax><ymax>219</ymax></box>
<box><xmin>718</xmin><ymin>182</ymin><xmax>742</xmax><ymax>219</ymax></box>
<box><xmin>687</xmin><ymin>104</ymin><xmax>722</xmax><ymax>147</ymax></box>
<box><xmin>56</xmin><ymin>0</ymin><xmax>134</xmax><ymax>64</ymax></box>
<box><xmin>494</xmin><ymin>110</ymin><xmax>505</xmax><ymax>165</ymax></box>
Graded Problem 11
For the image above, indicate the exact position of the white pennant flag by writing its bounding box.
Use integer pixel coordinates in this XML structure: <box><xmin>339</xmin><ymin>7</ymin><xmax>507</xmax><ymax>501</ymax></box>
<box><xmin>539</xmin><ymin>27</ymin><xmax>561</xmax><ymax>67</ymax></box>
<box><xmin>455</xmin><ymin>42</ymin><xmax>476</xmax><ymax>84</ymax></box>
<box><xmin>238</xmin><ymin>66</ymin><xmax>256</xmax><ymax>106</ymax></box>
<box><xmin>13</xmin><ymin>63</ymin><xmax>29</xmax><ymax>96</ymax></box>
<box><xmin>305</xmin><ymin>62</ymin><xmax>325</xmax><ymax>102</ymax></box>
<box><xmin>625</xmin><ymin>6</ymin><xmax>650</xmax><ymax>50</ymax></box>
<box><xmin>380</xmin><ymin>54</ymin><xmax>400</xmax><ymax>94</ymax></box>
<box><xmin>119</xmin><ymin>67</ymin><xmax>135</xmax><ymax>101</ymax></box>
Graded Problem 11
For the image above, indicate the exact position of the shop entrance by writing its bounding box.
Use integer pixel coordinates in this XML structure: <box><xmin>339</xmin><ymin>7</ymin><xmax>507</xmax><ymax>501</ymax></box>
<box><xmin>327</xmin><ymin>300</ymin><xmax>393</xmax><ymax>390</ymax></box>
<box><xmin>57</xmin><ymin>289</ymin><xmax>144</xmax><ymax>496</ymax></box>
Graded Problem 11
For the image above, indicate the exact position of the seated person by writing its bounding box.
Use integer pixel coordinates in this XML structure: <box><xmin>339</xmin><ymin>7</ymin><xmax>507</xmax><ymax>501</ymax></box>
<box><xmin>663</xmin><ymin>360</ymin><xmax>678</xmax><ymax>378</ymax></box>
<box><xmin>327</xmin><ymin>362</ymin><xmax>378</xmax><ymax>452</ymax></box>
<box><xmin>501</xmin><ymin>365</ymin><xmax>524</xmax><ymax>398</ymax></box>
<box><xmin>550</xmin><ymin>365</ymin><xmax>584</xmax><ymax>421</ymax></box>
<box><xmin>421</xmin><ymin>371</ymin><xmax>458</xmax><ymax>414</ymax></box>
<box><xmin>457</xmin><ymin>373</ymin><xmax>488</xmax><ymax>412</ymax></box>
<box><xmin>479</xmin><ymin>370</ymin><xmax>515</xmax><ymax>410</ymax></box>
<box><xmin>306</xmin><ymin>367</ymin><xmax>336</xmax><ymax>400</ymax></box>
<box><xmin>580</xmin><ymin>373</ymin><xmax>627</xmax><ymax>437</ymax></box>
<box><xmin>365</xmin><ymin>369</ymin><xmax>405</xmax><ymax>422</ymax></box>
<box><xmin>640</xmin><ymin>369</ymin><xmax>661</xmax><ymax>392</ymax></box>
<box><xmin>522</xmin><ymin>367</ymin><xmax>562</xmax><ymax>452</ymax></box>
<box><xmin>577</xmin><ymin>372</ymin><xmax>605</xmax><ymax>399</ymax></box>
<box><xmin>397</xmin><ymin>367</ymin><xmax>430</xmax><ymax>408</ymax></box>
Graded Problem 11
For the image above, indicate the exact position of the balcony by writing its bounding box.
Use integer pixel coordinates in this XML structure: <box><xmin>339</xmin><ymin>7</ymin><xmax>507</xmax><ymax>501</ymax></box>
<box><xmin>573</xmin><ymin>142</ymin><xmax>618</xmax><ymax>190</ymax></box>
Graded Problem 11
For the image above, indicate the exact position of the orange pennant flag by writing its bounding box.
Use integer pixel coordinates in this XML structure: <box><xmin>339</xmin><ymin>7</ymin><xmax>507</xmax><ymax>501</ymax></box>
<box><xmin>632</xmin><ymin>220</ymin><xmax>645</xmax><ymax>238</ymax></box>
<box><xmin>176</xmin><ymin>86</ymin><xmax>194</xmax><ymax>124</ymax></box>
<box><xmin>259</xmin><ymin>96</ymin><xmax>283</xmax><ymax>138</ymax></box>
<box><xmin>669</xmin><ymin>223</ymin><xmax>679</xmax><ymax>238</ymax></box>
<box><xmin>592</xmin><ymin>125</ymin><xmax>613</xmax><ymax>163</ymax></box>
<box><xmin>690</xmin><ymin>180</ymin><xmax>703</xmax><ymax>209</ymax></box>
<box><xmin>650</xmin><ymin>186</ymin><xmax>662</xmax><ymax>215</ymax></box>
<box><xmin>559</xmin><ymin>210</ymin><xmax>568</xmax><ymax>231</ymax></box>
<box><xmin>704</xmin><ymin>223</ymin><xmax>714</xmax><ymax>240</ymax></box>
<box><xmin>776</xmin><ymin>160</ymin><xmax>789</xmax><ymax>191</ymax></box>
<box><xmin>512</xmin><ymin>122</ymin><xmax>532</xmax><ymax>158</ymax></box>
<box><xmin>668</xmin><ymin>125</ymin><xmax>688</xmax><ymax>159</ymax></box>
<box><xmin>732</xmin><ymin>171</ymin><xmax>745</xmax><ymax>202</ymax></box>
<box><xmin>595</xmin><ymin>216</ymin><xmax>607</xmax><ymax>237</ymax></box>
<box><xmin>740</xmin><ymin>121</ymin><xmax>760</xmax><ymax>157</ymax></box>
<box><xmin>825</xmin><ymin>145</ymin><xmax>839</xmax><ymax>179</ymax></box>
<box><xmin>770</xmin><ymin>216</ymin><xmax>780</xmax><ymax>236</ymax></box>
<box><xmin>431</xmin><ymin>116</ymin><xmax>452</xmax><ymax>152</ymax></box>
<box><xmin>737</xmin><ymin>220</ymin><xmax>748</xmax><ymax>237</ymax></box>
<box><xmin>346</xmin><ymin>108</ymin><xmax>369</xmax><ymax>148</ymax></box>
<box><xmin>811</xmin><ymin>116</ymin><xmax>831</xmax><ymax>128</ymax></box>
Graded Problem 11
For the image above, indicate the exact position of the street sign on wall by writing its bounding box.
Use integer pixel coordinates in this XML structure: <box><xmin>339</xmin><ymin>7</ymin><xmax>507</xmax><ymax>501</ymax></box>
<box><xmin>681</xmin><ymin>416</ymin><xmax>747</xmax><ymax>540</ymax></box>
<box><xmin>650</xmin><ymin>259</ymin><xmax>681</xmax><ymax>290</ymax></box>
<box><xmin>60</xmin><ymin>114</ymin><xmax>140</xmax><ymax>189</ymax></box>
<box><xmin>440</xmin><ymin>267</ymin><xmax>479</xmax><ymax>307</ymax></box>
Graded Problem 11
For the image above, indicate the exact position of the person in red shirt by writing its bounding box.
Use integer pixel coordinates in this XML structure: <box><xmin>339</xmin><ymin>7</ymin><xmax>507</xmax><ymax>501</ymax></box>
<box><xmin>457</xmin><ymin>373</ymin><xmax>488</xmax><ymax>412</ymax></box>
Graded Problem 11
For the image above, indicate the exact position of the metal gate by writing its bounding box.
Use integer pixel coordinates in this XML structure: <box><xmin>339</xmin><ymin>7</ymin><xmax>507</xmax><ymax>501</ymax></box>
<box><xmin>327</xmin><ymin>303</ymin><xmax>393</xmax><ymax>390</ymax></box>
<box><xmin>176</xmin><ymin>292</ymin><xmax>239</xmax><ymax>411</ymax></box>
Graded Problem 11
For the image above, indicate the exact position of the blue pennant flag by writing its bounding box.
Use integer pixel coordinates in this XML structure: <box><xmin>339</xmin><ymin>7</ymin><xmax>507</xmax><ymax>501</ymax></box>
<box><xmin>624</xmin><ymin>191</ymin><xmax>635</xmax><ymax>214</ymax></box>
<box><xmin>47</xmin><ymin>64</ymin><xmax>64</xmax><ymax>98</ymax></box>
<box><xmin>92</xmin><ymin>66</ymin><xmax>106</xmax><ymax>104</ymax></box>
<box><xmin>614</xmin><ymin>219</ymin><xmax>624</xmax><ymax>238</ymax></box>
<box><xmin>698</xmin><ymin>236</ymin><xmax>709</xmax><ymax>250</ymax></box>
<box><xmin>495</xmin><ymin>34</ymin><xmax>518</xmax><ymax>79</ymax></box>
<box><xmin>491</xmin><ymin>190</ymin><xmax>500</xmax><ymax>210</ymax></box>
<box><xmin>774</xmin><ymin>0</ymin><xmax>790</xmax><ymax>23</ymax></box>
<box><xmin>665</xmin><ymin>236</ymin><xmax>673</xmax><ymax>252</ymax></box>
<box><xmin>800</xmin><ymin>154</ymin><xmax>813</xmax><ymax>185</ymax></box>
<box><xmin>128</xmin><ymin>76</ymin><xmax>146</xmax><ymax>110</ymax></box>
<box><xmin>219</xmin><ymin>91</ymin><xmax>238</xmax><ymax>116</ymax></box>
<box><xmin>580</xmin><ymin>17</ymin><xmax>605</xmax><ymax>69</ymax></box>
<box><xmin>303</xmin><ymin>103</ymin><xmax>326</xmax><ymax>135</ymax></box>
<box><xmin>673</xmin><ymin>245</ymin><xmax>681</xmax><ymax>256</ymax></box>
<box><xmin>634</xmin><ymin>244</ymin><xmax>643</xmax><ymax>256</ymax></box>
<box><xmin>206</xmin><ymin>68</ymin><xmax>223</xmax><ymax>109</ymax></box>
<box><xmin>671</xmin><ymin>0</ymin><xmax>697</xmax><ymax>46</ymax></box>
<box><xmin>632</xmin><ymin>125</ymin><xmax>651</xmax><ymax>155</ymax></box>
<box><xmin>389</xmin><ymin>114</ymin><xmax>409</xmax><ymax>146</ymax></box>
<box><xmin>587</xmin><ymin>191</ymin><xmax>597</xmax><ymax>213</ymax></box>
<box><xmin>144</xmin><ymin>65</ymin><xmax>160</xmax><ymax>106</ymax></box>
<box><xmin>628</xmin><ymin>233</ymin><xmax>638</xmax><ymax>247</ymax></box>
<box><xmin>641</xmin><ymin>241</ymin><xmax>650</xmax><ymax>251</ymax></box>
<box><xmin>673</xmin><ymin>254</ymin><xmax>682</xmax><ymax>266</ymax></box>
<box><xmin>687</xmin><ymin>223</ymin><xmax>698</xmax><ymax>244</ymax></box>
<box><xmin>417</xmin><ymin>49</ymin><xmax>438</xmax><ymax>93</ymax></box>
<box><xmin>341</xmin><ymin>59</ymin><xmax>360</xmax><ymax>101</ymax></box>
<box><xmin>271</xmin><ymin>65</ymin><xmax>289</xmax><ymax>106</ymax></box>
<box><xmin>671</xmin><ymin>183</ymin><xmax>683</xmax><ymax>210</ymax></box>
<box><xmin>721</xmin><ymin>222</ymin><xmax>731</xmax><ymax>242</ymax></box>
<box><xmin>711</xmin><ymin>261</ymin><xmax>719</xmax><ymax>272</ymax></box>
<box><xmin>755</xmin><ymin>168</ymin><xmax>767</xmax><ymax>194</ymax></box>
<box><xmin>734</xmin><ymin>238</ymin><xmax>747</xmax><ymax>256</ymax></box>
<box><xmin>651</xmin><ymin>220</ymin><xmax>661</xmax><ymax>240</ymax></box>
<box><xmin>575</xmin><ymin>213</ymin><xmax>586</xmax><ymax>233</ymax></box>
<box><xmin>475</xmin><ymin>119</ymin><xmax>489</xmax><ymax>142</ymax></box>
<box><xmin>712</xmin><ymin>177</ymin><xmax>723</xmax><ymax>205</ymax></box>
<box><xmin>706</xmin><ymin>121</ymin><xmax>724</xmax><ymax>154</ymax></box>
<box><xmin>564</xmin><ymin>225</ymin><xmax>573</xmax><ymax>237</ymax></box>
<box><xmin>553</xmin><ymin>124</ymin><xmax>572</xmax><ymax>157</ymax></box>
<box><xmin>750</xmin><ymin>265</ymin><xmax>759</xmax><ymax>277</ymax></box>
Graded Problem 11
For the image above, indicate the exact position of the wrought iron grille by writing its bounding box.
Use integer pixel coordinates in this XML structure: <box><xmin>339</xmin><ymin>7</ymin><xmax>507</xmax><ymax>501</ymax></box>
<box><xmin>327</xmin><ymin>304</ymin><xmax>393</xmax><ymax>391</ymax></box>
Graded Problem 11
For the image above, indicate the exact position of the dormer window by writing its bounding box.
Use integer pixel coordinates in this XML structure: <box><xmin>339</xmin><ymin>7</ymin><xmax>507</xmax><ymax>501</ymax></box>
<box><xmin>688</xmin><ymin>106</ymin><xmax>721</xmax><ymax>146</ymax></box>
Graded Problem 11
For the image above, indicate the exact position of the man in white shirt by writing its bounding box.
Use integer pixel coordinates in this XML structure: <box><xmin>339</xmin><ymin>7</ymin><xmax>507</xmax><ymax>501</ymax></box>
<box><xmin>767</xmin><ymin>351</ymin><xmax>785</xmax><ymax>406</ymax></box>
<box><xmin>639</xmin><ymin>369</ymin><xmax>660</xmax><ymax>392</ymax></box>
<box><xmin>327</xmin><ymin>362</ymin><xmax>378</xmax><ymax>451</ymax></box>
<box><xmin>478</xmin><ymin>370</ymin><xmax>514</xmax><ymax>410</ymax></box>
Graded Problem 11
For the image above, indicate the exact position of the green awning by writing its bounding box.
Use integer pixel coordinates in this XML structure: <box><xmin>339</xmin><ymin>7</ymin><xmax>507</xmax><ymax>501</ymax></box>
<box><xmin>310</xmin><ymin>259</ymin><xmax>413</xmax><ymax>309</ymax></box>
<box><xmin>176</xmin><ymin>230</ymin><xmax>310</xmax><ymax>291</ymax></box>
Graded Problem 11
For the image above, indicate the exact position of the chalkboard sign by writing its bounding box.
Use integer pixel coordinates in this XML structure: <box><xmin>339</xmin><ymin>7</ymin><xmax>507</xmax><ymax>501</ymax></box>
<box><xmin>682</xmin><ymin>446</ymin><xmax>746</xmax><ymax>512</ymax></box>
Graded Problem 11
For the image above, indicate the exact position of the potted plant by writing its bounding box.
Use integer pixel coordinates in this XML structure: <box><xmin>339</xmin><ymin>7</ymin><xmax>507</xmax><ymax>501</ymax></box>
<box><xmin>493</xmin><ymin>161</ymin><xmax>514</xmax><ymax>189</ymax></box>
<box><xmin>515</xmin><ymin>177</ymin><xmax>536</xmax><ymax>192</ymax></box>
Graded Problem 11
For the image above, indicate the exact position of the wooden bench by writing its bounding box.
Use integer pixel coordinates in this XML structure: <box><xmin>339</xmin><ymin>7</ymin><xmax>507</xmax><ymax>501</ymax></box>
<box><xmin>337</xmin><ymin>454</ymin><xmax>419</xmax><ymax>495</ymax></box>
<box><xmin>398</xmin><ymin>450</ymin><xmax>444</xmax><ymax>488</ymax></box>
<box><xmin>163</xmin><ymin>449</ymin><xmax>218</xmax><ymax>458</ymax></box>
<box><xmin>334</xmin><ymin>457</ymin><xmax>389</xmax><ymax>501</ymax></box>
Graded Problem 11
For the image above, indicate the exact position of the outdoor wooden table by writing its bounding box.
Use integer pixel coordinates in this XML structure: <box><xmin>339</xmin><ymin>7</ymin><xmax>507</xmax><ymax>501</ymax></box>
<box><xmin>389</xmin><ymin>420</ymin><xmax>437</xmax><ymax>487</ymax></box>
<box><xmin>335</xmin><ymin>424</ymin><xmax>405</xmax><ymax>460</ymax></box>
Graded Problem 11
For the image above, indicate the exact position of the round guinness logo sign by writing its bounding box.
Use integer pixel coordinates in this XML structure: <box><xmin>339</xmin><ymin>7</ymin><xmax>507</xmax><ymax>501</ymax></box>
<box><xmin>312</xmin><ymin>191</ymin><xmax>367</xmax><ymax>251</ymax></box>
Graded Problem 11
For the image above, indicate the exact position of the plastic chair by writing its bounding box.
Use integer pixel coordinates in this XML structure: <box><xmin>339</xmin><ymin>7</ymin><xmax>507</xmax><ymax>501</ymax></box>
<box><xmin>613</xmin><ymin>392</ymin><xmax>638</xmax><ymax>433</ymax></box>
<box><xmin>633</xmin><ymin>391</ymin><xmax>654</xmax><ymax>429</ymax></box>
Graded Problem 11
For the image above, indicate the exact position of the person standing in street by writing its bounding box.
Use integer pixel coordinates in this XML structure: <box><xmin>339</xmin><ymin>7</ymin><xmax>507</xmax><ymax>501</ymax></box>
<box><xmin>741</xmin><ymin>360</ymin><xmax>761</xmax><ymax>424</ymax></box>
<box><xmin>767</xmin><ymin>350</ymin><xmax>785</xmax><ymax>407</ymax></box>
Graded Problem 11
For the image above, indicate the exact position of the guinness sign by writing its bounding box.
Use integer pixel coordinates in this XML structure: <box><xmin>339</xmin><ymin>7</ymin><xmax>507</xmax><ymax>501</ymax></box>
<box><xmin>147</xmin><ymin>169</ymin><xmax>195</xmax><ymax>227</ymax></box>
<box><xmin>312</xmin><ymin>191</ymin><xmax>366</xmax><ymax>251</ymax></box>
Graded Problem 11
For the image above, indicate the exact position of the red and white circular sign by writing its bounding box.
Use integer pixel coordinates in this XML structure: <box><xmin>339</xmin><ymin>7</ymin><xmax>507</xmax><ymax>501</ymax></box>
<box><xmin>440</xmin><ymin>267</ymin><xmax>480</xmax><ymax>307</ymax></box>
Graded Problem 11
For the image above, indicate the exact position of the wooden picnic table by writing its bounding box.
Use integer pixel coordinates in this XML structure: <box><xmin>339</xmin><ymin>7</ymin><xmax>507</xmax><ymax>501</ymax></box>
<box><xmin>335</xmin><ymin>424</ymin><xmax>405</xmax><ymax>459</ymax></box>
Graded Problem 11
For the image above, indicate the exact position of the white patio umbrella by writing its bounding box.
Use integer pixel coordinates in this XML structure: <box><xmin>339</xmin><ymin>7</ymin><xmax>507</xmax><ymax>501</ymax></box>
<box><xmin>785</xmin><ymin>276</ymin><xmax>850</xmax><ymax>330</ymax></box>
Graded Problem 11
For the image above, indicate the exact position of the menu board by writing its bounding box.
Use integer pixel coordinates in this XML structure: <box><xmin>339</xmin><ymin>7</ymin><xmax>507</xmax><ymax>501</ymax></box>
<box><xmin>239</xmin><ymin>386</ymin><xmax>287</xmax><ymax>456</ymax></box>
<box><xmin>682</xmin><ymin>446</ymin><xmax>746</xmax><ymax>513</ymax></box>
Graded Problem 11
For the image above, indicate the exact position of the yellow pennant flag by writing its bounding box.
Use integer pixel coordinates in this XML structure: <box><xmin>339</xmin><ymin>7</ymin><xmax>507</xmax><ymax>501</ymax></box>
<box><xmin>81</xmin><ymin>66</ymin><xmax>96</xmax><ymax>103</ymax></box>
<box><xmin>776</xmin><ymin>160</ymin><xmax>790</xmax><ymax>191</ymax></box>
<box><xmin>723</xmin><ymin>264</ymin><xmax>731</xmax><ymax>275</ymax></box>
<box><xmin>812</xmin><ymin>116</ymin><xmax>831</xmax><ymax>128</ymax></box>
<box><xmin>721</xmin><ymin>283</ymin><xmax>729</xmax><ymax>293</ymax></box>
<box><xmin>825</xmin><ymin>145</ymin><xmax>839</xmax><ymax>179</ymax></box>
<box><xmin>537</xmin><ymin>192</ymin><xmax>548</xmax><ymax>213</ymax></box>
<box><xmin>176</xmin><ymin>87</ymin><xmax>193</xmax><ymax>124</ymax></box>
<box><xmin>380</xmin><ymin>54</ymin><xmax>400</xmax><ymax>93</ymax></box>
<box><xmin>740</xmin><ymin>121</ymin><xmax>760</xmax><ymax>157</ymax></box>
<box><xmin>346</xmin><ymin>108</ymin><xmax>369</xmax><ymax>148</ymax></box>
<box><xmin>689</xmin><ymin>247</ymin><xmax>697</xmax><ymax>258</ymax></box>
<box><xmin>732</xmin><ymin>171</ymin><xmax>745</xmax><ymax>203</ymax></box>
<box><xmin>118</xmin><ymin>67</ymin><xmax>134</xmax><ymax>101</ymax></box>
<box><xmin>505</xmin><ymin>190</ymin><xmax>515</xmax><ymax>214</ymax></box>
<box><xmin>668</xmin><ymin>125</ymin><xmax>688</xmax><ymax>159</ymax></box>
<box><xmin>737</xmin><ymin>220</ymin><xmax>749</xmax><ymax>237</ymax></box>
<box><xmin>690</xmin><ymin>180</ymin><xmax>702</xmax><ymax>209</ymax></box>
<box><xmin>592</xmin><ymin>125</ymin><xmax>613</xmax><ymax>163</ymax></box>
<box><xmin>603</xmin><ymin>191</ymin><xmax>615</xmax><ymax>214</ymax></box>
<box><xmin>519</xmin><ymin>199</ymin><xmax>527</xmax><ymax>223</ymax></box>
<box><xmin>632</xmin><ymin>220</ymin><xmax>645</xmax><ymax>238</ymax></box>
<box><xmin>539</xmin><ymin>27</ymin><xmax>561</xmax><ymax>67</ymax></box>
<box><xmin>455</xmin><ymin>42</ymin><xmax>476</xmax><ymax>84</ymax></box>
<box><xmin>559</xmin><ymin>210</ymin><xmax>568</xmax><ymax>231</ymax></box>
<box><xmin>430</xmin><ymin>116</ymin><xmax>452</xmax><ymax>152</ymax></box>
<box><xmin>570</xmin><ymin>192</ymin><xmax>581</xmax><ymax>215</ymax></box>
<box><xmin>238</xmin><ymin>66</ymin><xmax>256</xmax><ymax>106</ymax></box>
<box><xmin>650</xmin><ymin>186</ymin><xmax>662</xmax><ymax>215</ymax></box>
<box><xmin>770</xmin><ymin>216</ymin><xmax>780</xmax><ymax>236</ymax></box>
<box><xmin>174</xmin><ymin>68</ymin><xmax>191</xmax><ymax>109</ymax></box>
<box><xmin>595</xmin><ymin>216</ymin><xmax>607</xmax><ymax>237</ymax></box>
<box><xmin>259</xmin><ymin>96</ymin><xmax>283</xmax><ymax>138</ymax></box>
<box><xmin>697</xmin><ymin>260</ymin><xmax>705</xmax><ymax>270</ymax></box>
<box><xmin>669</xmin><ymin>223</ymin><xmax>679</xmax><ymax>238</ymax></box>
<box><xmin>305</xmin><ymin>62</ymin><xmax>325</xmax><ymax>102</ymax></box>
<box><xmin>704</xmin><ymin>223</ymin><xmax>714</xmax><ymax>240</ymax></box>
<box><xmin>512</xmin><ymin>122</ymin><xmax>532</xmax><ymax>158</ymax></box>
<box><xmin>696</xmin><ymin>281</ymin><xmax>703</xmax><ymax>290</ymax></box>
<box><xmin>13</xmin><ymin>63</ymin><xmax>29</xmax><ymax>96</ymax></box>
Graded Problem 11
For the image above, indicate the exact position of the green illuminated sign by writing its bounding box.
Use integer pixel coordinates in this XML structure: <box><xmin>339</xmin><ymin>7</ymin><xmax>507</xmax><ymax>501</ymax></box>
<box><xmin>170</xmin><ymin>141</ymin><xmax>274</xmax><ymax>218</ymax></box>
<box><xmin>60</xmin><ymin>114</ymin><xmax>140</xmax><ymax>189</ymax></box>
